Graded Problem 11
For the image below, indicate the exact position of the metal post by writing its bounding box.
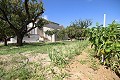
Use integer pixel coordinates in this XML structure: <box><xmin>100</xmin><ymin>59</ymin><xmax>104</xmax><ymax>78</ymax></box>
<box><xmin>103</xmin><ymin>14</ymin><xmax>106</xmax><ymax>27</ymax></box>
<box><xmin>101</xmin><ymin>14</ymin><xmax>106</xmax><ymax>63</ymax></box>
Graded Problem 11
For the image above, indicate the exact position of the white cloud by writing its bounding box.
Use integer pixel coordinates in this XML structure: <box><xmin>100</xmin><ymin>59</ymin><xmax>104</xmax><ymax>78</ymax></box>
<box><xmin>42</xmin><ymin>15</ymin><xmax>48</xmax><ymax>20</ymax></box>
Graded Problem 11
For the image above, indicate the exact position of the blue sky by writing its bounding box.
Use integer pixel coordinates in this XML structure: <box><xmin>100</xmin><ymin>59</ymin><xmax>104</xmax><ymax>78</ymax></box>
<box><xmin>42</xmin><ymin>0</ymin><xmax>120</xmax><ymax>27</ymax></box>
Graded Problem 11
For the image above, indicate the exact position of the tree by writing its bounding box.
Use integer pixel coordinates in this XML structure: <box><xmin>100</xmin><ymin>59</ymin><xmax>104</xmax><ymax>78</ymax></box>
<box><xmin>0</xmin><ymin>20</ymin><xmax>15</xmax><ymax>46</ymax></box>
<box><xmin>45</xmin><ymin>30</ymin><xmax>57</xmax><ymax>42</ymax></box>
<box><xmin>66</xmin><ymin>19</ymin><xmax>92</xmax><ymax>40</ymax></box>
<box><xmin>0</xmin><ymin>0</ymin><xmax>45</xmax><ymax>46</ymax></box>
<box><xmin>75</xmin><ymin>19</ymin><xmax>92</xmax><ymax>39</ymax></box>
<box><xmin>75</xmin><ymin>19</ymin><xmax>92</xmax><ymax>28</ymax></box>
<box><xmin>56</xmin><ymin>29</ymin><xmax>66</xmax><ymax>40</ymax></box>
<box><xmin>66</xmin><ymin>26</ymin><xmax>77</xmax><ymax>41</ymax></box>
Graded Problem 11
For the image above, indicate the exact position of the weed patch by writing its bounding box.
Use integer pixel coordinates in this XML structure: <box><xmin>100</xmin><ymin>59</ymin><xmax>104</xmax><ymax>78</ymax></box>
<box><xmin>49</xmin><ymin>40</ymin><xmax>89</xmax><ymax>67</ymax></box>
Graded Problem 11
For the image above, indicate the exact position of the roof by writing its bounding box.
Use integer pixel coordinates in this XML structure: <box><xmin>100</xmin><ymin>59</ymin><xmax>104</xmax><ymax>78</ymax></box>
<box><xmin>44</xmin><ymin>23</ymin><xmax>64</xmax><ymax>29</ymax></box>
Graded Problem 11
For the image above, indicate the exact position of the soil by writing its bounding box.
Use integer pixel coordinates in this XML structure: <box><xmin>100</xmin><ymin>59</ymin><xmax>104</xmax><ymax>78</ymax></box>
<box><xmin>63</xmin><ymin>46</ymin><xmax>120</xmax><ymax>80</ymax></box>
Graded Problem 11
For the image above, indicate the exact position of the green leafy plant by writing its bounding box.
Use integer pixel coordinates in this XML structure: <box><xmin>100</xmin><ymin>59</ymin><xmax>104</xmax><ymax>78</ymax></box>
<box><xmin>88</xmin><ymin>21</ymin><xmax>120</xmax><ymax>76</ymax></box>
<box><xmin>49</xmin><ymin>40</ymin><xmax>89</xmax><ymax>67</ymax></box>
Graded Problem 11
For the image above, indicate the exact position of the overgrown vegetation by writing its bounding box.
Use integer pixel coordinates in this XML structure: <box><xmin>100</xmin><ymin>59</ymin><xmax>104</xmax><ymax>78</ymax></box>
<box><xmin>0</xmin><ymin>40</ymin><xmax>89</xmax><ymax>80</ymax></box>
<box><xmin>88</xmin><ymin>21</ymin><xmax>120</xmax><ymax>76</ymax></box>
<box><xmin>79</xmin><ymin>46</ymin><xmax>100</xmax><ymax>71</ymax></box>
<box><xmin>0</xmin><ymin>55</ymin><xmax>51</xmax><ymax>80</ymax></box>
<box><xmin>49</xmin><ymin>40</ymin><xmax>89</xmax><ymax>67</ymax></box>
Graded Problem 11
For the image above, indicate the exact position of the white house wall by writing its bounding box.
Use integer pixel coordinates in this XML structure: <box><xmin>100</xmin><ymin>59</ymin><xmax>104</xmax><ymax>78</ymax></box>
<box><xmin>10</xmin><ymin>22</ymin><xmax>39</xmax><ymax>43</ymax></box>
<box><xmin>27</xmin><ymin>22</ymin><xmax>38</xmax><ymax>34</ymax></box>
<box><xmin>10</xmin><ymin>23</ymin><xmax>57</xmax><ymax>43</ymax></box>
<box><xmin>43</xmin><ymin>27</ymin><xmax>55</xmax><ymax>42</ymax></box>
<box><xmin>27</xmin><ymin>23</ymin><xmax>34</xmax><ymax>28</ymax></box>
<box><xmin>52</xmin><ymin>34</ymin><xmax>55</xmax><ymax>42</ymax></box>
<box><xmin>35</xmin><ymin>27</ymin><xmax>38</xmax><ymax>34</ymax></box>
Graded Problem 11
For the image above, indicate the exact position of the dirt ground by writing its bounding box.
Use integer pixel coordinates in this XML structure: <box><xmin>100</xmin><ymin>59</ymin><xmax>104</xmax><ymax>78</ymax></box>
<box><xmin>0</xmin><ymin>46</ymin><xmax>119</xmax><ymax>80</ymax></box>
<box><xmin>63</xmin><ymin>46</ymin><xmax>120</xmax><ymax>80</ymax></box>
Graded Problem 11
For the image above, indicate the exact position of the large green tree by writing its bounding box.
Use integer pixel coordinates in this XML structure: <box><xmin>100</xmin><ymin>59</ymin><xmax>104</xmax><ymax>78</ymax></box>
<box><xmin>0</xmin><ymin>0</ymin><xmax>45</xmax><ymax>46</ymax></box>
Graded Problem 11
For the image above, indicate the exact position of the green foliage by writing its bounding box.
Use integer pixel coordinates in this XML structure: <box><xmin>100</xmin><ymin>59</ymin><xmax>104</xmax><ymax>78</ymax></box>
<box><xmin>79</xmin><ymin>59</ymin><xmax>88</xmax><ymax>65</ymax></box>
<box><xmin>0</xmin><ymin>41</ymin><xmax>89</xmax><ymax>79</ymax></box>
<box><xmin>44</xmin><ymin>19</ymin><xmax>92</xmax><ymax>41</ymax></box>
<box><xmin>0</xmin><ymin>0</ymin><xmax>45</xmax><ymax>46</ymax></box>
<box><xmin>0</xmin><ymin>60</ymin><xmax>46</xmax><ymax>80</ymax></box>
<box><xmin>4</xmin><ymin>68</ymin><xmax>31</xmax><ymax>80</ymax></box>
<box><xmin>0</xmin><ymin>20</ymin><xmax>13</xmax><ymax>38</ymax></box>
<box><xmin>66</xmin><ymin>26</ymin><xmax>77</xmax><ymax>40</ymax></box>
<box><xmin>90</xmin><ymin>60</ymin><xmax>99</xmax><ymax>71</ymax></box>
<box><xmin>66</xmin><ymin>19</ymin><xmax>92</xmax><ymax>40</ymax></box>
<box><xmin>52</xmin><ymin>72</ymin><xmax>68</xmax><ymax>80</ymax></box>
<box><xmin>45</xmin><ymin>29</ymin><xmax>58</xmax><ymax>41</ymax></box>
<box><xmin>0</xmin><ymin>0</ymin><xmax>44</xmax><ymax>29</ymax></box>
<box><xmin>49</xmin><ymin>40</ymin><xmax>89</xmax><ymax>67</ymax></box>
<box><xmin>74</xmin><ymin>19</ymin><xmax>92</xmax><ymax>28</ymax></box>
<box><xmin>88</xmin><ymin>21</ymin><xmax>120</xmax><ymax>75</ymax></box>
<box><xmin>56</xmin><ymin>29</ymin><xmax>66</xmax><ymax>40</ymax></box>
<box><xmin>45</xmin><ymin>30</ymin><xmax>56</xmax><ymax>36</ymax></box>
<box><xmin>0</xmin><ymin>42</ymin><xmax>66</xmax><ymax>55</ymax></box>
<box><xmin>0</xmin><ymin>20</ymin><xmax>15</xmax><ymax>46</ymax></box>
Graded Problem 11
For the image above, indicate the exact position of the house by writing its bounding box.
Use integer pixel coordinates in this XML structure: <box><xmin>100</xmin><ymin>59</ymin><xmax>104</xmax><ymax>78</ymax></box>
<box><xmin>10</xmin><ymin>22</ymin><xmax>63</xmax><ymax>43</ymax></box>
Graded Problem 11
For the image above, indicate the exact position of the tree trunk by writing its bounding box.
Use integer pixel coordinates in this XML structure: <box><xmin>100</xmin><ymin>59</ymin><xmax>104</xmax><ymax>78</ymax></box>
<box><xmin>17</xmin><ymin>34</ymin><xmax>24</xmax><ymax>46</ymax></box>
<box><xmin>3</xmin><ymin>38</ymin><xmax>7</xmax><ymax>46</ymax></box>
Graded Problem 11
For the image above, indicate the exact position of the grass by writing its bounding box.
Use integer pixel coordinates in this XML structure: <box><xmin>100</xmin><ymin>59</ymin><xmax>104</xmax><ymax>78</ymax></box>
<box><xmin>77</xmin><ymin>44</ymin><xmax>100</xmax><ymax>71</ymax></box>
<box><xmin>49</xmin><ymin>40</ymin><xmax>89</xmax><ymax>67</ymax></box>
<box><xmin>0</xmin><ymin>40</ymin><xmax>90</xmax><ymax>80</ymax></box>
<box><xmin>0</xmin><ymin>40</ymin><xmax>88</xmax><ymax>55</ymax></box>
<box><xmin>87</xmin><ymin>48</ymin><xmax>100</xmax><ymax>71</ymax></box>
<box><xmin>0</xmin><ymin>55</ymin><xmax>68</xmax><ymax>80</ymax></box>
<box><xmin>0</xmin><ymin>61</ymin><xmax>46</xmax><ymax>80</ymax></box>
<box><xmin>0</xmin><ymin>42</ymin><xmax>66</xmax><ymax>55</ymax></box>
<box><xmin>79</xmin><ymin>59</ymin><xmax>88</xmax><ymax>65</ymax></box>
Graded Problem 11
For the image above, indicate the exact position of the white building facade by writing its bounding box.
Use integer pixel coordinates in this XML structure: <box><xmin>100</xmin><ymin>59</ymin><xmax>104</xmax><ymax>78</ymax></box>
<box><xmin>10</xmin><ymin>22</ymin><xmax>63</xmax><ymax>43</ymax></box>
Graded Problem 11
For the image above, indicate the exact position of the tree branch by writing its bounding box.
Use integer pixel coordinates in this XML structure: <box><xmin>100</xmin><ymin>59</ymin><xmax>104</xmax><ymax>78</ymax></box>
<box><xmin>0</xmin><ymin>16</ymin><xmax>6</xmax><ymax>21</ymax></box>
<box><xmin>0</xmin><ymin>7</ymin><xmax>18</xmax><ymax>31</ymax></box>
<box><xmin>25</xmin><ymin>0</ymin><xmax>30</xmax><ymax>20</ymax></box>
<box><xmin>34</xmin><ymin>10</ymin><xmax>44</xmax><ymax>21</ymax></box>
<box><xmin>27</xmin><ymin>26</ymin><xmax>37</xmax><ymax>34</ymax></box>
<box><xmin>20</xmin><ymin>0</ymin><xmax>44</xmax><ymax>34</ymax></box>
